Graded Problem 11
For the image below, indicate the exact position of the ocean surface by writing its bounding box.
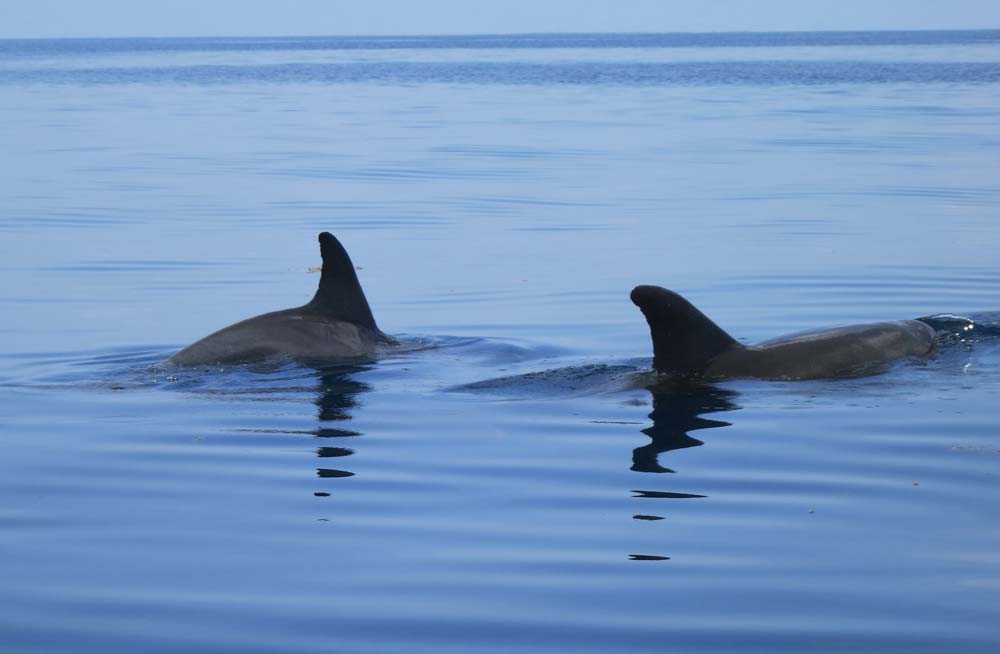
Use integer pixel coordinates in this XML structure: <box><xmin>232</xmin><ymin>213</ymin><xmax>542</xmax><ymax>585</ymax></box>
<box><xmin>2</xmin><ymin>30</ymin><xmax>1000</xmax><ymax>653</ymax></box>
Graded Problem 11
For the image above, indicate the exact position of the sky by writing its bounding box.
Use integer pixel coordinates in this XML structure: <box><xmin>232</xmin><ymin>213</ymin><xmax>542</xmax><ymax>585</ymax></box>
<box><xmin>3</xmin><ymin>0</ymin><xmax>1000</xmax><ymax>39</ymax></box>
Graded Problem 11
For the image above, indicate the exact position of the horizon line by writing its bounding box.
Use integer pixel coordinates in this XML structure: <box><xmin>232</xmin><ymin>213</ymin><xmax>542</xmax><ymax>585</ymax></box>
<box><xmin>2</xmin><ymin>26</ymin><xmax>999</xmax><ymax>42</ymax></box>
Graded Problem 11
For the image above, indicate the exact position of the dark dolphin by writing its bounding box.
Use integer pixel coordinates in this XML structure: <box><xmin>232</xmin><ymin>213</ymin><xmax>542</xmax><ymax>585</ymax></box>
<box><xmin>165</xmin><ymin>232</ymin><xmax>395</xmax><ymax>367</ymax></box>
<box><xmin>630</xmin><ymin>285</ymin><xmax>936</xmax><ymax>380</ymax></box>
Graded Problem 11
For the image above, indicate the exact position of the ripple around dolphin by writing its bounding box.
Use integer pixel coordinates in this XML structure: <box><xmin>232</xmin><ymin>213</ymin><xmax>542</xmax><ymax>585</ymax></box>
<box><xmin>382</xmin><ymin>334</ymin><xmax>558</xmax><ymax>360</ymax></box>
<box><xmin>3</xmin><ymin>309</ymin><xmax>998</xmax><ymax>398</ymax></box>
<box><xmin>447</xmin><ymin>362</ymin><xmax>658</xmax><ymax>398</ymax></box>
<box><xmin>919</xmin><ymin>312</ymin><xmax>1000</xmax><ymax>341</ymax></box>
<box><xmin>0</xmin><ymin>332</ymin><xmax>572</xmax><ymax>399</ymax></box>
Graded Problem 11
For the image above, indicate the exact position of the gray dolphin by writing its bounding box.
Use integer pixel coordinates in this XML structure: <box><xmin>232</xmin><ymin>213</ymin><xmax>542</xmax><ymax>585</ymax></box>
<box><xmin>165</xmin><ymin>232</ymin><xmax>394</xmax><ymax>367</ymax></box>
<box><xmin>630</xmin><ymin>285</ymin><xmax>936</xmax><ymax>380</ymax></box>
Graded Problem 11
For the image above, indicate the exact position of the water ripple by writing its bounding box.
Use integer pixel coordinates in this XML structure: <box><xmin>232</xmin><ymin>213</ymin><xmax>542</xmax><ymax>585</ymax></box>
<box><xmin>4</xmin><ymin>60</ymin><xmax>1000</xmax><ymax>87</ymax></box>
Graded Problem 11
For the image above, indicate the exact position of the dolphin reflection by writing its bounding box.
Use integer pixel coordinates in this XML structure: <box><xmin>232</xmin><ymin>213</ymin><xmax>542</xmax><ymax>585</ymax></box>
<box><xmin>633</xmin><ymin>382</ymin><xmax>740</xmax><ymax>474</ymax></box>
<box><xmin>309</xmin><ymin>364</ymin><xmax>372</xmax><ymax>482</ymax></box>
<box><xmin>628</xmin><ymin>382</ymin><xmax>741</xmax><ymax>559</ymax></box>
<box><xmin>630</xmin><ymin>383</ymin><xmax>740</xmax><ymax>521</ymax></box>
<box><xmin>313</xmin><ymin>364</ymin><xmax>371</xmax><ymax>423</ymax></box>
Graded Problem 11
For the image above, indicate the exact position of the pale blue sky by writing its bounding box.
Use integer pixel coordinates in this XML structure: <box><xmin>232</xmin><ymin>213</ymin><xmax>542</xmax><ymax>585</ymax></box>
<box><xmin>4</xmin><ymin>0</ymin><xmax>1000</xmax><ymax>39</ymax></box>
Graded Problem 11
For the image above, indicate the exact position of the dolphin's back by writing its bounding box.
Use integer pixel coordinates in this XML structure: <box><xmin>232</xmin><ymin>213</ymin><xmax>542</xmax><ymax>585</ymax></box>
<box><xmin>164</xmin><ymin>232</ymin><xmax>389</xmax><ymax>367</ymax></box>
<box><xmin>165</xmin><ymin>307</ymin><xmax>380</xmax><ymax>367</ymax></box>
<box><xmin>707</xmin><ymin>320</ymin><xmax>936</xmax><ymax>380</ymax></box>
<box><xmin>630</xmin><ymin>284</ymin><xmax>938</xmax><ymax>381</ymax></box>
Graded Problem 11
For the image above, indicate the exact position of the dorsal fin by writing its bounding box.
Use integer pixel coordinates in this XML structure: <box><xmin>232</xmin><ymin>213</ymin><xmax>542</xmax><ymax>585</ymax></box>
<box><xmin>307</xmin><ymin>232</ymin><xmax>378</xmax><ymax>330</ymax></box>
<box><xmin>630</xmin><ymin>285</ymin><xmax>740</xmax><ymax>375</ymax></box>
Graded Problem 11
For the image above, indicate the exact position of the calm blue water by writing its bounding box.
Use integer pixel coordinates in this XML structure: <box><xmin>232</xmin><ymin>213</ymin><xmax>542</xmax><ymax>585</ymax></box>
<box><xmin>2</xmin><ymin>31</ymin><xmax>1000</xmax><ymax>653</ymax></box>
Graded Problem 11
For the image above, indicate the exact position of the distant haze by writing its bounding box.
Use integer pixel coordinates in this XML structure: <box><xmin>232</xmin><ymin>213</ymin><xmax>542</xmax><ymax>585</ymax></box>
<box><xmin>3</xmin><ymin>0</ymin><xmax>1000</xmax><ymax>39</ymax></box>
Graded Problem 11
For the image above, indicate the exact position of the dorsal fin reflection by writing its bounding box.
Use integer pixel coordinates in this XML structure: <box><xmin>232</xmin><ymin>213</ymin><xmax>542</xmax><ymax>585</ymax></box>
<box><xmin>306</xmin><ymin>364</ymin><xmax>371</xmax><ymax>488</ymax></box>
<box><xmin>632</xmin><ymin>381</ymin><xmax>740</xmax><ymax>474</ymax></box>
<box><xmin>629</xmin><ymin>382</ymin><xmax>741</xmax><ymax>551</ymax></box>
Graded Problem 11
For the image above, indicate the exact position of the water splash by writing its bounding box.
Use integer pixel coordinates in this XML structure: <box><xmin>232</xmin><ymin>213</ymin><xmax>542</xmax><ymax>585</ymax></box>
<box><xmin>919</xmin><ymin>312</ymin><xmax>1000</xmax><ymax>342</ymax></box>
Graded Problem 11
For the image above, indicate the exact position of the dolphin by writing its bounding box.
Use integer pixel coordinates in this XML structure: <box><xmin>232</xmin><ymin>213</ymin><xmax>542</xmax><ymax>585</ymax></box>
<box><xmin>630</xmin><ymin>285</ymin><xmax>936</xmax><ymax>380</ymax></box>
<box><xmin>165</xmin><ymin>232</ymin><xmax>395</xmax><ymax>367</ymax></box>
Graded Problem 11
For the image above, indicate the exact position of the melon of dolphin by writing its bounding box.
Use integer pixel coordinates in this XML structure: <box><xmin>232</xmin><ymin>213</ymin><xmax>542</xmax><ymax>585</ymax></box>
<box><xmin>630</xmin><ymin>285</ymin><xmax>936</xmax><ymax>380</ymax></box>
<box><xmin>165</xmin><ymin>233</ymin><xmax>394</xmax><ymax>367</ymax></box>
